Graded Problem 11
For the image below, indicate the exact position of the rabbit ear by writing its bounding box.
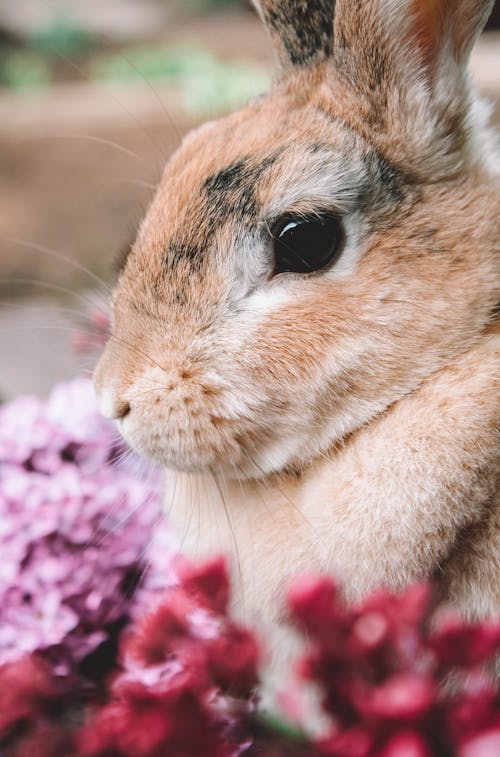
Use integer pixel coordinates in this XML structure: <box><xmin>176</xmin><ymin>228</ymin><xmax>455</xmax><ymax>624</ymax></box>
<box><xmin>413</xmin><ymin>0</ymin><xmax>494</xmax><ymax>70</ymax></box>
<box><xmin>331</xmin><ymin>0</ymin><xmax>494</xmax><ymax>172</ymax></box>
<box><xmin>333</xmin><ymin>0</ymin><xmax>494</xmax><ymax>99</ymax></box>
<box><xmin>252</xmin><ymin>0</ymin><xmax>335</xmax><ymax>68</ymax></box>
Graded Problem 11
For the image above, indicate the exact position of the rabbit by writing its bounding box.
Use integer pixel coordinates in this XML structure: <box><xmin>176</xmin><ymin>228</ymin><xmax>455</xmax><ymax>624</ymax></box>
<box><xmin>94</xmin><ymin>0</ymin><xmax>500</xmax><ymax>711</ymax></box>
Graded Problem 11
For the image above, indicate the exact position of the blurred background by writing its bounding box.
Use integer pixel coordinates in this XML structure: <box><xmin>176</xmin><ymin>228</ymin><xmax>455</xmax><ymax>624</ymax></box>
<box><xmin>0</xmin><ymin>0</ymin><xmax>499</xmax><ymax>401</ymax></box>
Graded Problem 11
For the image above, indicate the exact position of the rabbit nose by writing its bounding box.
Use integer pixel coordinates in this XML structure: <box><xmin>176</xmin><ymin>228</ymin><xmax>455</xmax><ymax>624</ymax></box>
<box><xmin>114</xmin><ymin>401</ymin><xmax>131</xmax><ymax>420</ymax></box>
<box><xmin>96</xmin><ymin>388</ymin><xmax>131</xmax><ymax>420</ymax></box>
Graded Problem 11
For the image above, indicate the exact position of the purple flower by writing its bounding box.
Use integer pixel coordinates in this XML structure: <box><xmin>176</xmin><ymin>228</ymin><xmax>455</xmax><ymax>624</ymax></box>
<box><xmin>0</xmin><ymin>378</ymin><xmax>167</xmax><ymax>671</ymax></box>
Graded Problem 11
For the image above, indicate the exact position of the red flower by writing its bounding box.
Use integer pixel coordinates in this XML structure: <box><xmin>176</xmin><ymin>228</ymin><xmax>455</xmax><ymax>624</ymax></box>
<box><xmin>317</xmin><ymin>727</ymin><xmax>374</xmax><ymax>757</ymax></box>
<box><xmin>206</xmin><ymin>624</ymin><xmax>260</xmax><ymax>695</ymax></box>
<box><xmin>447</xmin><ymin>686</ymin><xmax>500</xmax><ymax>744</ymax></box>
<box><xmin>365</xmin><ymin>674</ymin><xmax>435</xmax><ymax>722</ymax></box>
<box><xmin>125</xmin><ymin>592</ymin><xmax>192</xmax><ymax>666</ymax></box>
<box><xmin>287</xmin><ymin>575</ymin><xmax>339</xmax><ymax>639</ymax></box>
<box><xmin>9</xmin><ymin>721</ymin><xmax>72</xmax><ymax>757</ymax></box>
<box><xmin>378</xmin><ymin>730</ymin><xmax>430</xmax><ymax>757</ymax></box>
<box><xmin>0</xmin><ymin>655</ymin><xmax>77</xmax><ymax>756</ymax></box>
<box><xmin>78</xmin><ymin>679</ymin><xmax>230</xmax><ymax>757</ymax></box>
<box><xmin>430</xmin><ymin>612</ymin><xmax>500</xmax><ymax>669</ymax></box>
<box><xmin>178</xmin><ymin>556</ymin><xmax>231</xmax><ymax>616</ymax></box>
<box><xmin>2</xmin><ymin>559</ymin><xmax>500</xmax><ymax>757</ymax></box>
<box><xmin>0</xmin><ymin>655</ymin><xmax>55</xmax><ymax>738</ymax></box>
<box><xmin>459</xmin><ymin>728</ymin><xmax>500</xmax><ymax>757</ymax></box>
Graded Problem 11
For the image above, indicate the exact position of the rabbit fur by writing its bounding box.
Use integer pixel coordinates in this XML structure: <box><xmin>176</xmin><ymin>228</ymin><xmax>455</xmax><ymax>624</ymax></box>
<box><xmin>95</xmin><ymin>0</ymin><xmax>500</xmax><ymax>701</ymax></box>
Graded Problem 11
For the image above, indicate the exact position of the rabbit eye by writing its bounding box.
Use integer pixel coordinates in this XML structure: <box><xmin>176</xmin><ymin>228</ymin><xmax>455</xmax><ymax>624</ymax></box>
<box><xmin>272</xmin><ymin>215</ymin><xmax>343</xmax><ymax>275</ymax></box>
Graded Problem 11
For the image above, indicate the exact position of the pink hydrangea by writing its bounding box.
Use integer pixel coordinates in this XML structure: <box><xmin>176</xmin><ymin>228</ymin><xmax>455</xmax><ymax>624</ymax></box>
<box><xmin>0</xmin><ymin>378</ymin><xmax>166</xmax><ymax>671</ymax></box>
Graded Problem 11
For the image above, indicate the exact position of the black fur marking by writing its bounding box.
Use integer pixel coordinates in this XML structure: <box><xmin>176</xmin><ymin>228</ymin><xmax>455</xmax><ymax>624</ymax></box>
<box><xmin>489</xmin><ymin>301</ymin><xmax>500</xmax><ymax>321</ymax></box>
<box><xmin>357</xmin><ymin>149</ymin><xmax>420</xmax><ymax>229</ymax></box>
<box><xmin>164</xmin><ymin>153</ymin><xmax>280</xmax><ymax>271</ymax></box>
<box><xmin>203</xmin><ymin>153</ymin><xmax>280</xmax><ymax>224</ymax></box>
<box><xmin>374</xmin><ymin>155</ymin><xmax>406</xmax><ymax>205</ymax></box>
<box><xmin>333</xmin><ymin>12</ymin><xmax>393</xmax><ymax>98</ymax></box>
<box><xmin>261</xmin><ymin>0</ymin><xmax>335</xmax><ymax>66</ymax></box>
<box><xmin>203</xmin><ymin>158</ymin><xmax>258</xmax><ymax>219</ymax></box>
<box><xmin>310</xmin><ymin>110</ymin><xmax>416</xmax><ymax>217</ymax></box>
<box><xmin>204</xmin><ymin>160</ymin><xmax>249</xmax><ymax>195</ymax></box>
<box><xmin>309</xmin><ymin>142</ymin><xmax>330</xmax><ymax>154</ymax></box>
<box><xmin>168</xmin><ymin>243</ymin><xmax>203</xmax><ymax>265</ymax></box>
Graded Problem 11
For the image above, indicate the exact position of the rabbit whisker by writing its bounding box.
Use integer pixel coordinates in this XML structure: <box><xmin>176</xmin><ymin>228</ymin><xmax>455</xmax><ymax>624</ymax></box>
<box><xmin>1</xmin><ymin>236</ymin><xmax>112</xmax><ymax>296</ymax></box>
<box><xmin>231</xmin><ymin>460</ymin><xmax>257</xmax><ymax>612</ymax></box>
<box><xmin>33</xmin><ymin>25</ymin><xmax>168</xmax><ymax>164</ymax></box>
<box><xmin>13</xmin><ymin>133</ymin><xmax>140</xmax><ymax>160</ymax></box>
<box><xmin>117</xmin><ymin>52</ymin><xmax>184</xmax><ymax>147</ymax></box>
<box><xmin>108</xmin><ymin>333</ymin><xmax>169</xmax><ymax>374</ymax></box>
<box><xmin>210</xmin><ymin>465</ymin><xmax>244</xmax><ymax>617</ymax></box>
<box><xmin>0</xmin><ymin>278</ymin><xmax>108</xmax><ymax>311</ymax></box>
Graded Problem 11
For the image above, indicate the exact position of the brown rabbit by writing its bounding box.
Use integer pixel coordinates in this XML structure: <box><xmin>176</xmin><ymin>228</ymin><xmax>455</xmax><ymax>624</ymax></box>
<box><xmin>94</xmin><ymin>0</ymin><xmax>500</xmax><ymax>702</ymax></box>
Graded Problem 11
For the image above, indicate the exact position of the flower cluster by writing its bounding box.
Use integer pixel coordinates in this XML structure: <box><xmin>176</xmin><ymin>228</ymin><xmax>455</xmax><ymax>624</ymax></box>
<box><xmin>0</xmin><ymin>378</ymin><xmax>163</xmax><ymax>672</ymax></box>
<box><xmin>2</xmin><ymin>556</ymin><xmax>500</xmax><ymax>756</ymax></box>
<box><xmin>78</xmin><ymin>557</ymin><xmax>261</xmax><ymax>757</ymax></box>
<box><xmin>288</xmin><ymin>577</ymin><xmax>500</xmax><ymax>756</ymax></box>
<box><xmin>75</xmin><ymin>570</ymin><xmax>500</xmax><ymax>757</ymax></box>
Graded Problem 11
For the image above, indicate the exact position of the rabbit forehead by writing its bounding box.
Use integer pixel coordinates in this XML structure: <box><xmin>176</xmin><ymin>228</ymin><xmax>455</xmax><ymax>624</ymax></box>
<box><xmin>140</xmin><ymin>105</ymin><xmax>374</xmax><ymax>252</ymax></box>
<box><xmin>157</xmin><ymin>87</ymin><xmax>365</xmax><ymax>210</ymax></box>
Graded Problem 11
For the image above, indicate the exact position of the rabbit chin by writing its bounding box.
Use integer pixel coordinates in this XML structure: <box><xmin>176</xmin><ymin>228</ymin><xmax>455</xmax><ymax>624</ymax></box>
<box><xmin>118</xmin><ymin>422</ymin><xmax>312</xmax><ymax>479</ymax></box>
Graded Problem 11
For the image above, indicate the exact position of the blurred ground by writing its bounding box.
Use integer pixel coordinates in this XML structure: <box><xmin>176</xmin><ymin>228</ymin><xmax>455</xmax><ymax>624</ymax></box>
<box><xmin>0</xmin><ymin>1</ymin><xmax>498</xmax><ymax>401</ymax></box>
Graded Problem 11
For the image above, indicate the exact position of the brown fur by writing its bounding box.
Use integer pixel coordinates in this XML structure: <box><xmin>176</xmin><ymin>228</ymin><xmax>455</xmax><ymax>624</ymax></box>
<box><xmin>94</xmin><ymin>0</ymin><xmax>500</xmax><ymax>717</ymax></box>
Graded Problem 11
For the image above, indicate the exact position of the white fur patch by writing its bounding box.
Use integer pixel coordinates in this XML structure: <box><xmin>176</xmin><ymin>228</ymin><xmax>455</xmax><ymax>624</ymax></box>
<box><xmin>95</xmin><ymin>386</ymin><xmax>120</xmax><ymax>420</ymax></box>
<box><xmin>264</xmin><ymin>148</ymin><xmax>366</xmax><ymax>218</ymax></box>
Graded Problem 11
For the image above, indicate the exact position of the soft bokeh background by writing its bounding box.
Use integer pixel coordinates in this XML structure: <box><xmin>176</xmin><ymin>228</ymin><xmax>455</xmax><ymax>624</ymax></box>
<box><xmin>0</xmin><ymin>0</ymin><xmax>499</xmax><ymax>401</ymax></box>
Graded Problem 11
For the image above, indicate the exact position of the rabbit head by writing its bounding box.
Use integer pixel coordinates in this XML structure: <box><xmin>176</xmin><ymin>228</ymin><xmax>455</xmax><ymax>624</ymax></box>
<box><xmin>94</xmin><ymin>0</ymin><xmax>499</xmax><ymax>477</ymax></box>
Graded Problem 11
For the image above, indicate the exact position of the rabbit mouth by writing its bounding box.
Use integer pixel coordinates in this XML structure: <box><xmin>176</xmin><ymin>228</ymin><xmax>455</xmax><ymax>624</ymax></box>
<box><xmin>98</xmin><ymin>364</ymin><xmax>256</xmax><ymax>475</ymax></box>
<box><xmin>114</xmin><ymin>393</ymin><xmax>323</xmax><ymax>480</ymax></box>
<box><xmin>112</xmin><ymin>386</ymin><xmax>307</xmax><ymax>478</ymax></box>
<box><xmin>117</xmin><ymin>407</ymin><xmax>247</xmax><ymax>474</ymax></box>
<box><xmin>95</xmin><ymin>352</ymin><xmax>356</xmax><ymax>478</ymax></box>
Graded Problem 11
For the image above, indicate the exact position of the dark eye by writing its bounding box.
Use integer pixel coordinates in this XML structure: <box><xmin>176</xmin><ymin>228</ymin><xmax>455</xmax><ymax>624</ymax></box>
<box><xmin>271</xmin><ymin>214</ymin><xmax>343</xmax><ymax>275</ymax></box>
